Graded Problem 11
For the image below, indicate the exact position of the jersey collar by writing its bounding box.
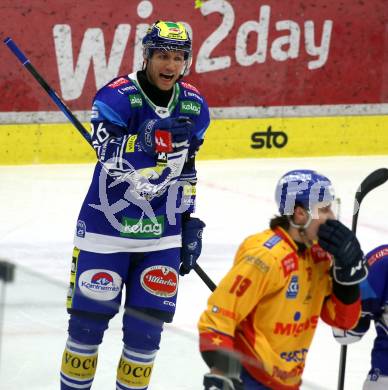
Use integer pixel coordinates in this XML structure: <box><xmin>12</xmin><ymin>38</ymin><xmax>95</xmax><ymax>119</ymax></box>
<box><xmin>128</xmin><ymin>72</ymin><xmax>180</xmax><ymax>118</ymax></box>
<box><xmin>273</xmin><ymin>227</ymin><xmax>299</xmax><ymax>252</ymax></box>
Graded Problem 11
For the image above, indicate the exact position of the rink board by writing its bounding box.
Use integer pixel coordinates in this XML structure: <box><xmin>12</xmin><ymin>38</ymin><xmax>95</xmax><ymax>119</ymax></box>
<box><xmin>0</xmin><ymin>115</ymin><xmax>387</xmax><ymax>164</ymax></box>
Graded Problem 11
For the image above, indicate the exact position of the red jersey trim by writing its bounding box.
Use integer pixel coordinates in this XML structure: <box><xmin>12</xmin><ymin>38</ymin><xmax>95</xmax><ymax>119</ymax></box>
<box><xmin>321</xmin><ymin>294</ymin><xmax>361</xmax><ymax>329</ymax></box>
<box><xmin>199</xmin><ymin>330</ymin><xmax>234</xmax><ymax>352</ymax></box>
<box><xmin>273</xmin><ymin>227</ymin><xmax>298</xmax><ymax>252</ymax></box>
<box><xmin>235</xmin><ymin>334</ymin><xmax>301</xmax><ymax>390</ymax></box>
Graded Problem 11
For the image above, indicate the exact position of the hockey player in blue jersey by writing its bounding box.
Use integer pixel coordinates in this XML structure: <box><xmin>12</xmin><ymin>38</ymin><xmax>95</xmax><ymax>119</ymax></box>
<box><xmin>333</xmin><ymin>245</ymin><xmax>388</xmax><ymax>389</ymax></box>
<box><xmin>60</xmin><ymin>20</ymin><xmax>210</xmax><ymax>389</ymax></box>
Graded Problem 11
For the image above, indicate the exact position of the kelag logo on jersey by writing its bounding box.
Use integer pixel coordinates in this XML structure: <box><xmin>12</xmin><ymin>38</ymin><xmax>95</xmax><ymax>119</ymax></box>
<box><xmin>120</xmin><ymin>216</ymin><xmax>164</xmax><ymax>238</ymax></box>
<box><xmin>129</xmin><ymin>94</ymin><xmax>142</xmax><ymax>108</ymax></box>
<box><xmin>286</xmin><ymin>275</ymin><xmax>299</xmax><ymax>299</ymax></box>
<box><xmin>180</xmin><ymin>100</ymin><xmax>201</xmax><ymax>115</ymax></box>
<box><xmin>79</xmin><ymin>269</ymin><xmax>122</xmax><ymax>301</ymax></box>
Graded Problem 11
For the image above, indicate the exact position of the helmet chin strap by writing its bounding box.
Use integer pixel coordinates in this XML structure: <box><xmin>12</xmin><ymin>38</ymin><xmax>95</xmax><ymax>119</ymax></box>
<box><xmin>288</xmin><ymin>211</ymin><xmax>313</xmax><ymax>246</ymax></box>
<box><xmin>288</xmin><ymin>211</ymin><xmax>312</xmax><ymax>230</ymax></box>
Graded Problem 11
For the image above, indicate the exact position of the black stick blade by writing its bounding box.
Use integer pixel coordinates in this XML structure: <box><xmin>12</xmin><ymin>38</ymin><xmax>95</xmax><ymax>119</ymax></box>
<box><xmin>356</xmin><ymin>168</ymin><xmax>388</xmax><ymax>205</ymax></box>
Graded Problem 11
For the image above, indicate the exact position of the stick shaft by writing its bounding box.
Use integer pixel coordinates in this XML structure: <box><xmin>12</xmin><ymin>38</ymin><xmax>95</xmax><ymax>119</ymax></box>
<box><xmin>3</xmin><ymin>37</ymin><xmax>91</xmax><ymax>145</ymax></box>
<box><xmin>337</xmin><ymin>167</ymin><xmax>388</xmax><ymax>390</ymax></box>
<box><xmin>194</xmin><ymin>264</ymin><xmax>216</xmax><ymax>292</ymax></box>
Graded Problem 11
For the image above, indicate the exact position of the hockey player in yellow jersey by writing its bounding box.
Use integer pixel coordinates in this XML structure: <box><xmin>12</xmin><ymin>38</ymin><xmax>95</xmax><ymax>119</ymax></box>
<box><xmin>198</xmin><ymin>169</ymin><xmax>368</xmax><ymax>390</ymax></box>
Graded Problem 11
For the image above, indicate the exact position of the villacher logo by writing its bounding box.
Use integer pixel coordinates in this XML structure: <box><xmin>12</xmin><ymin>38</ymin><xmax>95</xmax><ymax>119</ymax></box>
<box><xmin>141</xmin><ymin>266</ymin><xmax>178</xmax><ymax>298</ymax></box>
<box><xmin>251</xmin><ymin>126</ymin><xmax>288</xmax><ymax>149</ymax></box>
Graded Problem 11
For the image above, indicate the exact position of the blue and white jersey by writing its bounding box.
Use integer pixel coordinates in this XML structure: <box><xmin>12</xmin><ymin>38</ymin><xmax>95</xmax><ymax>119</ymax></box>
<box><xmin>334</xmin><ymin>245</ymin><xmax>388</xmax><ymax>376</ymax></box>
<box><xmin>358</xmin><ymin>245</ymin><xmax>388</xmax><ymax>376</ymax></box>
<box><xmin>74</xmin><ymin>72</ymin><xmax>210</xmax><ymax>253</ymax></box>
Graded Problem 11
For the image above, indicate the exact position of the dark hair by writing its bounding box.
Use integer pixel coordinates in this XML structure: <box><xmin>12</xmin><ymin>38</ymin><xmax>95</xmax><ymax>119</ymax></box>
<box><xmin>269</xmin><ymin>202</ymin><xmax>306</xmax><ymax>230</ymax></box>
<box><xmin>269</xmin><ymin>215</ymin><xmax>290</xmax><ymax>230</ymax></box>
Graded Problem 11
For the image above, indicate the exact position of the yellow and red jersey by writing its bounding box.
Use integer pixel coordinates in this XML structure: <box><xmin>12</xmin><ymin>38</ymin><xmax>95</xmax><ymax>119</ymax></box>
<box><xmin>198</xmin><ymin>227</ymin><xmax>361</xmax><ymax>390</ymax></box>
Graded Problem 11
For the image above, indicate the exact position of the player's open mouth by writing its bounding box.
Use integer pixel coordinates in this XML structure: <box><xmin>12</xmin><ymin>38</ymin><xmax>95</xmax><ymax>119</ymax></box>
<box><xmin>160</xmin><ymin>73</ymin><xmax>174</xmax><ymax>81</ymax></box>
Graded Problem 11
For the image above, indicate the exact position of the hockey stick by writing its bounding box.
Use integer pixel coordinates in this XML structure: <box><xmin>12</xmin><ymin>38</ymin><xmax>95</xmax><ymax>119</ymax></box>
<box><xmin>194</xmin><ymin>264</ymin><xmax>216</xmax><ymax>291</ymax></box>
<box><xmin>337</xmin><ymin>167</ymin><xmax>388</xmax><ymax>390</ymax></box>
<box><xmin>3</xmin><ymin>37</ymin><xmax>92</xmax><ymax>145</ymax></box>
<box><xmin>4</xmin><ymin>37</ymin><xmax>217</xmax><ymax>292</ymax></box>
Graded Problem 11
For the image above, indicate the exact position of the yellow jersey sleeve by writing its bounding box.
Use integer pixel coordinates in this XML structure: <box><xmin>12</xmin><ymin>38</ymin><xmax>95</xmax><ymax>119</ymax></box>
<box><xmin>198</xmin><ymin>230</ymin><xmax>285</xmax><ymax>351</ymax></box>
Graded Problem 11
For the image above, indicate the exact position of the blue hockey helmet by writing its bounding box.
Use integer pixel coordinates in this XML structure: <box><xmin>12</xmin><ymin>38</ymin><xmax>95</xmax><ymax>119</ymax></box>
<box><xmin>275</xmin><ymin>169</ymin><xmax>335</xmax><ymax>215</ymax></box>
<box><xmin>142</xmin><ymin>21</ymin><xmax>192</xmax><ymax>67</ymax></box>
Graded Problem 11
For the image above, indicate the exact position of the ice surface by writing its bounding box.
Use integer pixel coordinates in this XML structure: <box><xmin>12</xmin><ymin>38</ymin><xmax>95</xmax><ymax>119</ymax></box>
<box><xmin>0</xmin><ymin>155</ymin><xmax>387</xmax><ymax>389</ymax></box>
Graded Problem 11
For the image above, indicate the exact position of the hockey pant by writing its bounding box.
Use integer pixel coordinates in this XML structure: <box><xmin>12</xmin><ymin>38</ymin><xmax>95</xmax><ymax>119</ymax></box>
<box><xmin>61</xmin><ymin>247</ymin><xmax>180</xmax><ymax>389</ymax></box>
<box><xmin>241</xmin><ymin>368</ymin><xmax>272</xmax><ymax>390</ymax></box>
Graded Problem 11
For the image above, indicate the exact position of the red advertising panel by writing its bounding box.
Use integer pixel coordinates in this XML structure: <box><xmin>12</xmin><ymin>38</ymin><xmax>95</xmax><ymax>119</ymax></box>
<box><xmin>0</xmin><ymin>0</ymin><xmax>387</xmax><ymax>113</ymax></box>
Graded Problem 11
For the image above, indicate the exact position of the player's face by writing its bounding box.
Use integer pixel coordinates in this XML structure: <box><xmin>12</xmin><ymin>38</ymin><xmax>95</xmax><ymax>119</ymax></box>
<box><xmin>145</xmin><ymin>50</ymin><xmax>185</xmax><ymax>91</ymax></box>
<box><xmin>305</xmin><ymin>203</ymin><xmax>335</xmax><ymax>241</ymax></box>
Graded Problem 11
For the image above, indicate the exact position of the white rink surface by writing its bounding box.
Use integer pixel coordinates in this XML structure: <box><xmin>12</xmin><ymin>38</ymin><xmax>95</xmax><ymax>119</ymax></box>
<box><xmin>0</xmin><ymin>155</ymin><xmax>388</xmax><ymax>390</ymax></box>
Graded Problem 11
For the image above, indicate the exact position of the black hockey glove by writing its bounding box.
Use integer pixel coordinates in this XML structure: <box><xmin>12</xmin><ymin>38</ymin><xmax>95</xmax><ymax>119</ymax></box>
<box><xmin>318</xmin><ymin>219</ymin><xmax>368</xmax><ymax>285</ymax></box>
<box><xmin>138</xmin><ymin>117</ymin><xmax>194</xmax><ymax>156</ymax></box>
<box><xmin>180</xmin><ymin>217</ymin><xmax>205</xmax><ymax>276</ymax></box>
<box><xmin>203</xmin><ymin>374</ymin><xmax>243</xmax><ymax>390</ymax></box>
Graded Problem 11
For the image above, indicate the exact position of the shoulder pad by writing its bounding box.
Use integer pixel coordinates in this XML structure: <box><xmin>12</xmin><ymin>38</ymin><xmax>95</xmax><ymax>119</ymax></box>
<box><xmin>241</xmin><ymin>253</ymin><xmax>271</xmax><ymax>273</ymax></box>
<box><xmin>179</xmin><ymin>82</ymin><xmax>204</xmax><ymax>104</ymax></box>
<box><xmin>107</xmin><ymin>76</ymin><xmax>131</xmax><ymax>89</ymax></box>
<box><xmin>106</xmin><ymin>77</ymin><xmax>139</xmax><ymax>96</ymax></box>
<box><xmin>238</xmin><ymin>230</ymin><xmax>283</xmax><ymax>267</ymax></box>
<box><xmin>263</xmin><ymin>234</ymin><xmax>282</xmax><ymax>249</ymax></box>
<box><xmin>243</xmin><ymin>230</ymin><xmax>299</xmax><ymax>278</ymax></box>
<box><xmin>244</xmin><ymin>230</ymin><xmax>283</xmax><ymax>252</ymax></box>
<box><xmin>367</xmin><ymin>245</ymin><xmax>388</xmax><ymax>267</ymax></box>
<box><xmin>181</xmin><ymin>89</ymin><xmax>204</xmax><ymax>103</ymax></box>
<box><xmin>180</xmin><ymin>81</ymin><xmax>201</xmax><ymax>94</ymax></box>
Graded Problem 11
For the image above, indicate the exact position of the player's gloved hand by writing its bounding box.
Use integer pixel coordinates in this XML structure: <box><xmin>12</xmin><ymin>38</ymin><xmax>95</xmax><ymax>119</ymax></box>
<box><xmin>138</xmin><ymin>117</ymin><xmax>194</xmax><ymax>156</ymax></box>
<box><xmin>318</xmin><ymin>219</ymin><xmax>368</xmax><ymax>285</ymax></box>
<box><xmin>180</xmin><ymin>217</ymin><xmax>205</xmax><ymax>276</ymax></box>
<box><xmin>203</xmin><ymin>373</ymin><xmax>243</xmax><ymax>390</ymax></box>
